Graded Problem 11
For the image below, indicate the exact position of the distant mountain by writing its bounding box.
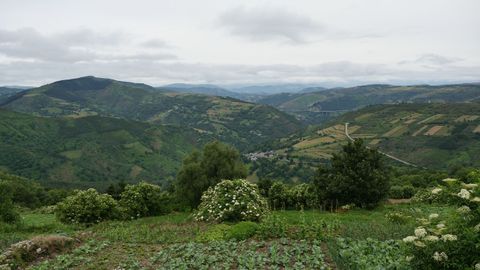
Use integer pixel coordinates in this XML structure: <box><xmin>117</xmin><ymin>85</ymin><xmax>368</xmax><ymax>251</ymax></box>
<box><xmin>257</xmin><ymin>84</ymin><xmax>480</xmax><ymax>124</ymax></box>
<box><xmin>229</xmin><ymin>84</ymin><xmax>324</xmax><ymax>95</ymax></box>
<box><xmin>157</xmin><ymin>83</ymin><xmax>242</xmax><ymax>98</ymax></box>
<box><xmin>0</xmin><ymin>86</ymin><xmax>29</xmax><ymax>104</ymax></box>
<box><xmin>2</xmin><ymin>76</ymin><xmax>302</xmax><ymax>150</ymax></box>
<box><xmin>0</xmin><ymin>109</ymin><xmax>211</xmax><ymax>189</ymax></box>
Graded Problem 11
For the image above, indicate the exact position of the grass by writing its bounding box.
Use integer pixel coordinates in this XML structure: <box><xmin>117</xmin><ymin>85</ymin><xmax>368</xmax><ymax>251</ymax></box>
<box><xmin>2</xmin><ymin>203</ymin><xmax>456</xmax><ymax>269</ymax></box>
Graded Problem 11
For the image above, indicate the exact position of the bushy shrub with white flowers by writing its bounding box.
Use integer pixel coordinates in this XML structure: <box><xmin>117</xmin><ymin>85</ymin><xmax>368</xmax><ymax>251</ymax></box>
<box><xmin>56</xmin><ymin>188</ymin><xmax>119</xmax><ymax>225</ymax></box>
<box><xmin>404</xmin><ymin>178</ymin><xmax>480</xmax><ymax>269</ymax></box>
<box><xmin>194</xmin><ymin>179</ymin><xmax>268</xmax><ymax>222</ymax></box>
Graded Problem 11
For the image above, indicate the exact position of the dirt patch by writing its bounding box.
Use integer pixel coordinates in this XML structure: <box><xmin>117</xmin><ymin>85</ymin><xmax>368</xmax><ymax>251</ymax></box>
<box><xmin>383</xmin><ymin>125</ymin><xmax>408</xmax><ymax>137</ymax></box>
<box><xmin>424</xmin><ymin>125</ymin><xmax>445</xmax><ymax>136</ymax></box>
<box><xmin>0</xmin><ymin>235</ymin><xmax>76</xmax><ymax>269</ymax></box>
<box><xmin>387</xmin><ymin>198</ymin><xmax>412</xmax><ymax>204</ymax></box>
<box><xmin>418</xmin><ymin>114</ymin><xmax>444</xmax><ymax>124</ymax></box>
<box><xmin>474</xmin><ymin>125</ymin><xmax>480</xmax><ymax>134</ymax></box>
<box><xmin>455</xmin><ymin>115</ymin><xmax>479</xmax><ymax>122</ymax></box>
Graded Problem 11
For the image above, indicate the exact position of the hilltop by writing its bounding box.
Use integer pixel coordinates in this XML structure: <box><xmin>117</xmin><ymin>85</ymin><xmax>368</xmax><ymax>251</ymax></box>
<box><xmin>1</xmin><ymin>76</ymin><xmax>302</xmax><ymax>150</ymax></box>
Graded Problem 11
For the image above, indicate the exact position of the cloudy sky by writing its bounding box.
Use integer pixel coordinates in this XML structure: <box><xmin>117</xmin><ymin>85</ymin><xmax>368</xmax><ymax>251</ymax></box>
<box><xmin>0</xmin><ymin>0</ymin><xmax>479</xmax><ymax>87</ymax></box>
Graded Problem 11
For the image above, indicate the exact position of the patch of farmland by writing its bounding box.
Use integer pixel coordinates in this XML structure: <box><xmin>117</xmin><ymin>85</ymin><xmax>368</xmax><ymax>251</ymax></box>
<box><xmin>369</xmin><ymin>139</ymin><xmax>381</xmax><ymax>145</ymax></box>
<box><xmin>418</xmin><ymin>114</ymin><xmax>445</xmax><ymax>124</ymax></box>
<box><xmin>351</xmin><ymin>134</ymin><xmax>377</xmax><ymax>139</ymax></box>
<box><xmin>412</xmin><ymin>125</ymin><xmax>429</xmax><ymax>136</ymax></box>
<box><xmin>355</xmin><ymin>113</ymin><xmax>373</xmax><ymax>121</ymax></box>
<box><xmin>455</xmin><ymin>115</ymin><xmax>479</xmax><ymax>122</ymax></box>
<box><xmin>293</xmin><ymin>136</ymin><xmax>336</xmax><ymax>149</ymax></box>
<box><xmin>382</xmin><ymin>125</ymin><xmax>408</xmax><ymax>137</ymax></box>
<box><xmin>404</xmin><ymin>113</ymin><xmax>423</xmax><ymax>124</ymax></box>
<box><xmin>473</xmin><ymin>125</ymin><xmax>480</xmax><ymax>134</ymax></box>
<box><xmin>424</xmin><ymin>125</ymin><xmax>447</xmax><ymax>136</ymax></box>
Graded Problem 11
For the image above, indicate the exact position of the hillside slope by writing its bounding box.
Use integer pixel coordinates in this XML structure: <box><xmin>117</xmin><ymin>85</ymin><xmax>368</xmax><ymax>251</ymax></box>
<box><xmin>0</xmin><ymin>109</ymin><xmax>212</xmax><ymax>189</ymax></box>
<box><xmin>253</xmin><ymin>102</ymin><xmax>480</xmax><ymax>173</ymax></box>
<box><xmin>258</xmin><ymin>84</ymin><xmax>480</xmax><ymax>124</ymax></box>
<box><xmin>2</xmin><ymin>76</ymin><xmax>302</xmax><ymax>150</ymax></box>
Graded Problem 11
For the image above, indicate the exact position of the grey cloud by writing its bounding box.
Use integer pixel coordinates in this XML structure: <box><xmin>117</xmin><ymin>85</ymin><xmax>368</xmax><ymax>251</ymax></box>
<box><xmin>218</xmin><ymin>6</ymin><xmax>323</xmax><ymax>43</ymax></box>
<box><xmin>399</xmin><ymin>54</ymin><xmax>462</xmax><ymax>66</ymax></box>
<box><xmin>0</xmin><ymin>28</ymin><xmax>176</xmax><ymax>63</ymax></box>
<box><xmin>140</xmin><ymin>39</ymin><xmax>170</xmax><ymax>48</ymax></box>
<box><xmin>1</xmin><ymin>59</ymin><xmax>479</xmax><ymax>87</ymax></box>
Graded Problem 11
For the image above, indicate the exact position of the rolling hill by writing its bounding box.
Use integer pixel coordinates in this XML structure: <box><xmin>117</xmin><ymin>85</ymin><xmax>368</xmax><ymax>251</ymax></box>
<box><xmin>0</xmin><ymin>109</ymin><xmax>212</xmax><ymax>189</ymax></box>
<box><xmin>257</xmin><ymin>84</ymin><xmax>480</xmax><ymax>124</ymax></box>
<box><xmin>249</xmin><ymin>102</ymin><xmax>480</xmax><ymax>181</ymax></box>
<box><xmin>1</xmin><ymin>76</ymin><xmax>303</xmax><ymax>150</ymax></box>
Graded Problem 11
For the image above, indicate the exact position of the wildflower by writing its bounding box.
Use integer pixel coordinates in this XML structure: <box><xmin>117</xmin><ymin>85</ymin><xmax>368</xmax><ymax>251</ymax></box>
<box><xmin>436</xmin><ymin>223</ymin><xmax>446</xmax><ymax>229</ymax></box>
<box><xmin>403</xmin><ymin>236</ymin><xmax>417</xmax><ymax>243</ymax></box>
<box><xmin>424</xmin><ymin>235</ymin><xmax>439</xmax><ymax>242</ymax></box>
<box><xmin>474</xmin><ymin>223</ymin><xmax>480</xmax><ymax>232</ymax></box>
<box><xmin>414</xmin><ymin>241</ymin><xmax>426</xmax><ymax>247</ymax></box>
<box><xmin>475</xmin><ymin>263</ymin><xmax>480</xmax><ymax>270</ymax></box>
<box><xmin>457</xmin><ymin>189</ymin><xmax>471</xmax><ymax>199</ymax></box>
<box><xmin>406</xmin><ymin>256</ymin><xmax>414</xmax><ymax>262</ymax></box>
<box><xmin>471</xmin><ymin>197</ymin><xmax>480</xmax><ymax>202</ymax></box>
<box><xmin>442</xmin><ymin>178</ymin><xmax>457</xmax><ymax>183</ymax></box>
<box><xmin>431</xmin><ymin>188</ymin><xmax>442</xmax><ymax>194</ymax></box>
<box><xmin>462</xmin><ymin>183</ymin><xmax>478</xmax><ymax>189</ymax></box>
<box><xmin>429</xmin><ymin>213</ymin><xmax>439</xmax><ymax>219</ymax></box>
<box><xmin>441</xmin><ymin>234</ymin><xmax>457</xmax><ymax>241</ymax></box>
<box><xmin>414</xmin><ymin>227</ymin><xmax>427</xmax><ymax>238</ymax></box>
<box><xmin>457</xmin><ymin>205</ymin><xmax>471</xmax><ymax>214</ymax></box>
<box><xmin>432</xmin><ymin>251</ymin><xmax>448</xmax><ymax>262</ymax></box>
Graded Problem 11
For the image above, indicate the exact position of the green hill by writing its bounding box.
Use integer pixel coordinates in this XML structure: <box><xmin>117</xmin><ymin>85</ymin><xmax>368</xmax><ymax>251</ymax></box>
<box><xmin>2</xmin><ymin>76</ymin><xmax>302</xmax><ymax>150</ymax></box>
<box><xmin>0</xmin><ymin>109</ymin><xmax>213</xmax><ymax>189</ymax></box>
<box><xmin>249</xmin><ymin>102</ymin><xmax>480</xmax><ymax>180</ymax></box>
<box><xmin>258</xmin><ymin>84</ymin><xmax>480</xmax><ymax>124</ymax></box>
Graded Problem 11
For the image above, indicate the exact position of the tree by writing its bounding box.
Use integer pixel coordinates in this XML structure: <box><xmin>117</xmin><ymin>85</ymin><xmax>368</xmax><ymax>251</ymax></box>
<box><xmin>0</xmin><ymin>182</ymin><xmax>20</xmax><ymax>224</ymax></box>
<box><xmin>313</xmin><ymin>139</ymin><xmax>390</xmax><ymax>208</ymax></box>
<box><xmin>176</xmin><ymin>141</ymin><xmax>247</xmax><ymax>208</ymax></box>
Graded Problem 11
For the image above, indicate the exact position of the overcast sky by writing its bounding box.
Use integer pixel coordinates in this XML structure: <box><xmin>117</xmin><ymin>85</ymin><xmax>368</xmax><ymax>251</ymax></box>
<box><xmin>0</xmin><ymin>0</ymin><xmax>479</xmax><ymax>87</ymax></box>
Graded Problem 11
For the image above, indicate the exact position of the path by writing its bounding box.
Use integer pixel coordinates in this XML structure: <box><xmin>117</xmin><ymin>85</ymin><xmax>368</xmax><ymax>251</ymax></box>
<box><xmin>344</xmin><ymin>123</ymin><xmax>419</xmax><ymax>168</ymax></box>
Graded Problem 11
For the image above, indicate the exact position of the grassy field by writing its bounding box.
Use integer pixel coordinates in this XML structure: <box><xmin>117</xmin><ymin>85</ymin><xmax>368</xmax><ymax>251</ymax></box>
<box><xmin>0</xmin><ymin>203</ymin><xmax>455</xmax><ymax>269</ymax></box>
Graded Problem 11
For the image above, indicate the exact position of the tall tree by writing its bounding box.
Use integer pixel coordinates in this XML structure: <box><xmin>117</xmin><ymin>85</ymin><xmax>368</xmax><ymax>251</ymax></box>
<box><xmin>176</xmin><ymin>141</ymin><xmax>247</xmax><ymax>208</ymax></box>
<box><xmin>313</xmin><ymin>139</ymin><xmax>390</xmax><ymax>208</ymax></box>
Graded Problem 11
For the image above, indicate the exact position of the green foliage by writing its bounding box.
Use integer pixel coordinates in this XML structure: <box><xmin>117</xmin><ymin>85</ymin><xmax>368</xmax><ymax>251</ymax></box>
<box><xmin>404</xmin><ymin>180</ymin><xmax>480</xmax><ymax>269</ymax></box>
<box><xmin>268</xmin><ymin>182</ymin><xmax>289</xmax><ymax>210</ymax></box>
<box><xmin>226</xmin><ymin>221</ymin><xmax>258</xmax><ymax>241</ymax></box>
<box><xmin>176</xmin><ymin>141</ymin><xmax>247</xmax><ymax>208</ymax></box>
<box><xmin>288</xmin><ymin>183</ymin><xmax>318</xmax><ymax>209</ymax></box>
<box><xmin>314</xmin><ymin>139</ymin><xmax>390</xmax><ymax>208</ymax></box>
<box><xmin>194</xmin><ymin>179</ymin><xmax>268</xmax><ymax>222</ymax></box>
<box><xmin>390</xmin><ymin>185</ymin><xmax>416</xmax><ymax>199</ymax></box>
<box><xmin>0</xmin><ymin>183</ymin><xmax>20</xmax><ymax>224</ymax></box>
<box><xmin>335</xmin><ymin>238</ymin><xmax>409</xmax><ymax>270</ymax></box>
<box><xmin>195</xmin><ymin>224</ymin><xmax>231</xmax><ymax>242</ymax></box>
<box><xmin>119</xmin><ymin>182</ymin><xmax>170</xmax><ymax>219</ymax></box>
<box><xmin>149</xmin><ymin>239</ymin><xmax>328</xmax><ymax>269</ymax></box>
<box><xmin>56</xmin><ymin>189</ymin><xmax>119</xmax><ymax>225</ymax></box>
<box><xmin>256</xmin><ymin>215</ymin><xmax>288</xmax><ymax>239</ymax></box>
<box><xmin>256</xmin><ymin>178</ymin><xmax>273</xmax><ymax>197</ymax></box>
<box><xmin>385</xmin><ymin>212</ymin><xmax>411</xmax><ymax>224</ymax></box>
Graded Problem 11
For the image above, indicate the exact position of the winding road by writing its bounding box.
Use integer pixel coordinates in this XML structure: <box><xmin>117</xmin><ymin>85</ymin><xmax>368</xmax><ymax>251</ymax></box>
<box><xmin>344</xmin><ymin>123</ymin><xmax>419</xmax><ymax>168</ymax></box>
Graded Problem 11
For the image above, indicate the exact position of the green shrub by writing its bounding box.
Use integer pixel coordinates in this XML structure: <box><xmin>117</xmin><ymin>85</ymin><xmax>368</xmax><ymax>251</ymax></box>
<box><xmin>385</xmin><ymin>212</ymin><xmax>411</xmax><ymax>224</ymax></box>
<box><xmin>119</xmin><ymin>182</ymin><xmax>170</xmax><ymax>219</ymax></box>
<box><xmin>404</xmin><ymin>180</ymin><xmax>480</xmax><ymax>269</ymax></box>
<box><xmin>0</xmin><ymin>183</ymin><xmax>20</xmax><ymax>224</ymax></box>
<box><xmin>226</xmin><ymin>221</ymin><xmax>258</xmax><ymax>241</ymax></box>
<box><xmin>390</xmin><ymin>185</ymin><xmax>416</xmax><ymax>199</ymax></box>
<box><xmin>288</xmin><ymin>183</ymin><xmax>317</xmax><ymax>209</ymax></box>
<box><xmin>268</xmin><ymin>182</ymin><xmax>289</xmax><ymax>210</ymax></box>
<box><xmin>56</xmin><ymin>188</ymin><xmax>119</xmax><ymax>225</ymax></box>
<box><xmin>195</xmin><ymin>224</ymin><xmax>231</xmax><ymax>242</ymax></box>
<box><xmin>256</xmin><ymin>215</ymin><xmax>288</xmax><ymax>239</ymax></box>
<box><xmin>194</xmin><ymin>179</ymin><xmax>268</xmax><ymax>222</ymax></box>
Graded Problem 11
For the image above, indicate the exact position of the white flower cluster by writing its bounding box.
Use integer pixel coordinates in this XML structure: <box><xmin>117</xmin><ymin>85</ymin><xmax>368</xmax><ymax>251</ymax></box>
<box><xmin>194</xmin><ymin>179</ymin><xmax>268</xmax><ymax>222</ymax></box>
<box><xmin>432</xmin><ymin>251</ymin><xmax>448</xmax><ymax>262</ymax></box>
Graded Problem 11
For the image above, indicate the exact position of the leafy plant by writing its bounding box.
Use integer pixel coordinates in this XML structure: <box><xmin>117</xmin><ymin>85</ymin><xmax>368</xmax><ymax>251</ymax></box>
<box><xmin>119</xmin><ymin>182</ymin><xmax>170</xmax><ymax>219</ymax></box>
<box><xmin>56</xmin><ymin>189</ymin><xmax>119</xmax><ymax>225</ymax></box>
<box><xmin>226</xmin><ymin>221</ymin><xmax>258</xmax><ymax>241</ymax></box>
<box><xmin>194</xmin><ymin>179</ymin><xmax>268</xmax><ymax>222</ymax></box>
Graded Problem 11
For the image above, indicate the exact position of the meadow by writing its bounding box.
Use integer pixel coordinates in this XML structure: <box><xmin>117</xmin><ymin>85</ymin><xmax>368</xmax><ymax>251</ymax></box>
<box><xmin>0</xmin><ymin>203</ymin><xmax>455</xmax><ymax>269</ymax></box>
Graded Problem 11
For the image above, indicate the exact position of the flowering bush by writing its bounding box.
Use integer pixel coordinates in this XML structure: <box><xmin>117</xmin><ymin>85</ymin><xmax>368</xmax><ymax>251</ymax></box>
<box><xmin>119</xmin><ymin>182</ymin><xmax>170</xmax><ymax>219</ymax></box>
<box><xmin>56</xmin><ymin>188</ymin><xmax>119</xmax><ymax>225</ymax></box>
<box><xmin>194</xmin><ymin>179</ymin><xmax>268</xmax><ymax>222</ymax></box>
<box><xmin>403</xmin><ymin>179</ymin><xmax>480</xmax><ymax>269</ymax></box>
